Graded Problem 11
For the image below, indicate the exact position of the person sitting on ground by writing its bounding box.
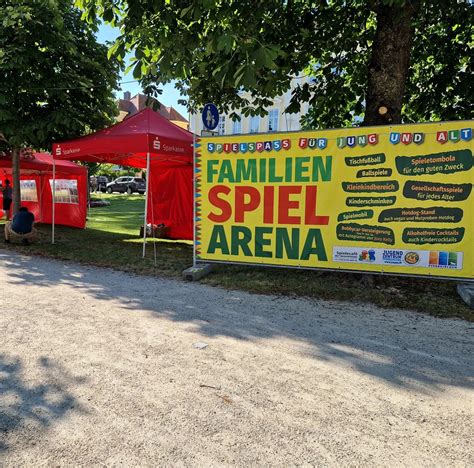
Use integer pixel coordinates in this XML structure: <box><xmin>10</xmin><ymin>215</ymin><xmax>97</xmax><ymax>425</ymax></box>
<box><xmin>1</xmin><ymin>179</ymin><xmax>13</xmax><ymax>220</ymax></box>
<box><xmin>4</xmin><ymin>206</ymin><xmax>37</xmax><ymax>245</ymax></box>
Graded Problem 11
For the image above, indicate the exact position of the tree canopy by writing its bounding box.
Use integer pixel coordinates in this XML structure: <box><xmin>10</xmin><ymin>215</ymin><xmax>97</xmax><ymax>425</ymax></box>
<box><xmin>0</xmin><ymin>0</ymin><xmax>120</xmax><ymax>150</ymax></box>
<box><xmin>77</xmin><ymin>0</ymin><xmax>472</xmax><ymax>128</ymax></box>
<box><xmin>0</xmin><ymin>0</ymin><xmax>121</xmax><ymax>211</ymax></box>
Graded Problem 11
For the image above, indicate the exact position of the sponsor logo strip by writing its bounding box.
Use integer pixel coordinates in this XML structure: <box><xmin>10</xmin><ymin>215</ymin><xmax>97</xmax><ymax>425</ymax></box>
<box><xmin>332</xmin><ymin>247</ymin><xmax>463</xmax><ymax>269</ymax></box>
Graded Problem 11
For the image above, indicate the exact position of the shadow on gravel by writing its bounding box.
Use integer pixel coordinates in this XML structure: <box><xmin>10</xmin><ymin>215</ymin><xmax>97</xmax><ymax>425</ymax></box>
<box><xmin>2</xmin><ymin>252</ymin><xmax>473</xmax><ymax>394</ymax></box>
<box><xmin>0</xmin><ymin>354</ymin><xmax>86</xmax><ymax>453</ymax></box>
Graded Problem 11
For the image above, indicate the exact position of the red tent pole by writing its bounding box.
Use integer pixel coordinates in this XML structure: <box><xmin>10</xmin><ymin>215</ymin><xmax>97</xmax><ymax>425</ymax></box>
<box><xmin>142</xmin><ymin>151</ymin><xmax>151</xmax><ymax>258</ymax></box>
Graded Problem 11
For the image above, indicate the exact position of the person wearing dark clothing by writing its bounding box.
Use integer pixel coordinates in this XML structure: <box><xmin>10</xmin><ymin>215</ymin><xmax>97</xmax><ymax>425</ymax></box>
<box><xmin>1</xmin><ymin>179</ymin><xmax>13</xmax><ymax>220</ymax></box>
<box><xmin>4</xmin><ymin>206</ymin><xmax>37</xmax><ymax>244</ymax></box>
<box><xmin>12</xmin><ymin>207</ymin><xmax>35</xmax><ymax>234</ymax></box>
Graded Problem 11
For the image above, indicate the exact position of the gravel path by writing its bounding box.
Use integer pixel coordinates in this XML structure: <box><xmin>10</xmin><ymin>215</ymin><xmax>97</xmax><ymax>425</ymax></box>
<box><xmin>0</xmin><ymin>250</ymin><xmax>473</xmax><ymax>466</ymax></box>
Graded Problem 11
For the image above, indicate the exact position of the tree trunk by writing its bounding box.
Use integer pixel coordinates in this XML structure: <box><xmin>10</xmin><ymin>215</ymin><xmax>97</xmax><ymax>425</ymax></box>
<box><xmin>11</xmin><ymin>145</ymin><xmax>21</xmax><ymax>216</ymax></box>
<box><xmin>363</xmin><ymin>1</ymin><xmax>419</xmax><ymax>126</ymax></box>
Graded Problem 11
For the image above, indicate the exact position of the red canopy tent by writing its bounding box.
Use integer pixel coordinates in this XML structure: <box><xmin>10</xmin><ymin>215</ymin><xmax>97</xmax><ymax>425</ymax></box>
<box><xmin>53</xmin><ymin>108</ymin><xmax>194</xmax><ymax>252</ymax></box>
<box><xmin>0</xmin><ymin>152</ymin><xmax>87</xmax><ymax>228</ymax></box>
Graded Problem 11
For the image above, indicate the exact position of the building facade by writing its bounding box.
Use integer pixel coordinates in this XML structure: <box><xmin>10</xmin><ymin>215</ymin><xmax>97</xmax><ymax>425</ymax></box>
<box><xmin>118</xmin><ymin>91</ymin><xmax>189</xmax><ymax>130</ymax></box>
<box><xmin>189</xmin><ymin>75</ymin><xmax>311</xmax><ymax>136</ymax></box>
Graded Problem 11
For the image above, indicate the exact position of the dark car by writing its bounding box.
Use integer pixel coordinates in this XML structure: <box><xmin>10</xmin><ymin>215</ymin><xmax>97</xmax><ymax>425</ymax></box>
<box><xmin>106</xmin><ymin>176</ymin><xmax>146</xmax><ymax>195</ymax></box>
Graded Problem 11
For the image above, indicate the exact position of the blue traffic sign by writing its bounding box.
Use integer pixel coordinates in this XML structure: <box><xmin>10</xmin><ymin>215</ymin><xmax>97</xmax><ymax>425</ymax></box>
<box><xmin>202</xmin><ymin>103</ymin><xmax>219</xmax><ymax>131</ymax></box>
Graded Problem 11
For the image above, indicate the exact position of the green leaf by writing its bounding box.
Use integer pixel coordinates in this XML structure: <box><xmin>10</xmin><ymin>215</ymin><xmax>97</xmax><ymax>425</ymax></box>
<box><xmin>180</xmin><ymin>5</ymin><xmax>193</xmax><ymax>18</ymax></box>
<box><xmin>242</xmin><ymin>68</ymin><xmax>256</xmax><ymax>87</ymax></box>
<box><xmin>252</xmin><ymin>47</ymin><xmax>276</xmax><ymax>69</ymax></box>
<box><xmin>233</xmin><ymin>64</ymin><xmax>247</xmax><ymax>87</ymax></box>
<box><xmin>132</xmin><ymin>60</ymin><xmax>142</xmax><ymax>79</ymax></box>
<box><xmin>216</xmin><ymin>35</ymin><xmax>232</xmax><ymax>53</ymax></box>
<box><xmin>103</xmin><ymin>7</ymin><xmax>114</xmax><ymax>23</ymax></box>
<box><xmin>107</xmin><ymin>39</ymin><xmax>124</xmax><ymax>60</ymax></box>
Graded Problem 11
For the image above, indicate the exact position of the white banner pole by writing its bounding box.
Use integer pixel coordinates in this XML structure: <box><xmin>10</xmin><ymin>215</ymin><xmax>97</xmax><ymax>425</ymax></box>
<box><xmin>142</xmin><ymin>151</ymin><xmax>151</xmax><ymax>258</ymax></box>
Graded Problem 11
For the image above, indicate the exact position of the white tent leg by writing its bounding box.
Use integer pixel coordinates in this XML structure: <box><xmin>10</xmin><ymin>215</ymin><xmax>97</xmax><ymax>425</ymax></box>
<box><xmin>38</xmin><ymin>174</ymin><xmax>43</xmax><ymax>223</ymax></box>
<box><xmin>52</xmin><ymin>159</ymin><xmax>56</xmax><ymax>244</ymax></box>
<box><xmin>142</xmin><ymin>152</ymin><xmax>151</xmax><ymax>258</ymax></box>
<box><xmin>151</xmin><ymin>188</ymin><xmax>157</xmax><ymax>267</ymax></box>
<box><xmin>86</xmin><ymin>171</ymin><xmax>90</xmax><ymax>228</ymax></box>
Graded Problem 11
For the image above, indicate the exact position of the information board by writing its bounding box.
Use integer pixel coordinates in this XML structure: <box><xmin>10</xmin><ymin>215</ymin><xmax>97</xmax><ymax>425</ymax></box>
<box><xmin>195</xmin><ymin>121</ymin><xmax>473</xmax><ymax>279</ymax></box>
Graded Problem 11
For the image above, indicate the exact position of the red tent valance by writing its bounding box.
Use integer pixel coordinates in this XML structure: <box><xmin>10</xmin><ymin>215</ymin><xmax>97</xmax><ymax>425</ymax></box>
<box><xmin>0</xmin><ymin>152</ymin><xmax>87</xmax><ymax>228</ymax></box>
<box><xmin>0</xmin><ymin>151</ymin><xmax>86</xmax><ymax>175</ymax></box>
<box><xmin>52</xmin><ymin>108</ymin><xmax>194</xmax><ymax>168</ymax></box>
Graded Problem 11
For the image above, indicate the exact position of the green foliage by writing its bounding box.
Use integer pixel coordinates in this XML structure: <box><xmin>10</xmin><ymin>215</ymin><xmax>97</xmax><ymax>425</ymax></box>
<box><xmin>302</xmin><ymin>0</ymin><xmax>473</xmax><ymax>128</ymax></box>
<box><xmin>77</xmin><ymin>0</ymin><xmax>314</xmax><ymax>118</ymax></box>
<box><xmin>296</xmin><ymin>2</ymin><xmax>376</xmax><ymax>128</ymax></box>
<box><xmin>0</xmin><ymin>0</ymin><xmax>121</xmax><ymax>152</ymax></box>
<box><xmin>84</xmin><ymin>163</ymin><xmax>141</xmax><ymax>178</ymax></box>
<box><xmin>403</xmin><ymin>0</ymin><xmax>474</xmax><ymax>123</ymax></box>
<box><xmin>77</xmin><ymin>0</ymin><xmax>473</xmax><ymax>127</ymax></box>
<box><xmin>82</xmin><ymin>162</ymin><xmax>102</xmax><ymax>176</ymax></box>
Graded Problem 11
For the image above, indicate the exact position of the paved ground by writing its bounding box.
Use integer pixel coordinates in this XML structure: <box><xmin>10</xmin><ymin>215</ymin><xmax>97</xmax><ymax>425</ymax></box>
<box><xmin>0</xmin><ymin>250</ymin><xmax>473</xmax><ymax>466</ymax></box>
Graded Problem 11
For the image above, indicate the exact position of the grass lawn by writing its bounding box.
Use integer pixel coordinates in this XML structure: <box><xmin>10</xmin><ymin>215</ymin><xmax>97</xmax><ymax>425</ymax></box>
<box><xmin>1</xmin><ymin>194</ymin><xmax>192</xmax><ymax>277</ymax></box>
<box><xmin>1</xmin><ymin>194</ymin><xmax>471</xmax><ymax>321</ymax></box>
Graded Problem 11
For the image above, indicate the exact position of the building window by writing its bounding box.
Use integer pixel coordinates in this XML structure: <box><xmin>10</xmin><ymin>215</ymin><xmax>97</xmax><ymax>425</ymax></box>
<box><xmin>250</xmin><ymin>115</ymin><xmax>260</xmax><ymax>133</ymax></box>
<box><xmin>49</xmin><ymin>179</ymin><xmax>79</xmax><ymax>204</ymax></box>
<box><xmin>218</xmin><ymin>116</ymin><xmax>226</xmax><ymax>135</ymax></box>
<box><xmin>268</xmin><ymin>109</ymin><xmax>279</xmax><ymax>132</ymax></box>
<box><xmin>20</xmin><ymin>180</ymin><xmax>38</xmax><ymax>202</ymax></box>
<box><xmin>232</xmin><ymin>116</ymin><xmax>242</xmax><ymax>134</ymax></box>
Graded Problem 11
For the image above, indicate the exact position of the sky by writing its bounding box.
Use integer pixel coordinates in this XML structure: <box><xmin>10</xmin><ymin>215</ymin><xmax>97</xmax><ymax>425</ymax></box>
<box><xmin>96</xmin><ymin>23</ymin><xmax>189</xmax><ymax>118</ymax></box>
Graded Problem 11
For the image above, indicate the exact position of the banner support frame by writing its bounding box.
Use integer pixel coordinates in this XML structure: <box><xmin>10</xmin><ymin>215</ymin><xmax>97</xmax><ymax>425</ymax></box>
<box><xmin>193</xmin><ymin>133</ymin><xmax>197</xmax><ymax>268</ymax></box>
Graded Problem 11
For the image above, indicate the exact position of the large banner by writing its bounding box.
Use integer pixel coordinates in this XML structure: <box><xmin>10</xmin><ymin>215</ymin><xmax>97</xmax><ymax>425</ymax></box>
<box><xmin>195</xmin><ymin>121</ymin><xmax>473</xmax><ymax>280</ymax></box>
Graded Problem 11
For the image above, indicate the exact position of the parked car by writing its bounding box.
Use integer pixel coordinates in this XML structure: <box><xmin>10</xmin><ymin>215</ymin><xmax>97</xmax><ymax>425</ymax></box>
<box><xmin>106</xmin><ymin>176</ymin><xmax>146</xmax><ymax>195</ymax></box>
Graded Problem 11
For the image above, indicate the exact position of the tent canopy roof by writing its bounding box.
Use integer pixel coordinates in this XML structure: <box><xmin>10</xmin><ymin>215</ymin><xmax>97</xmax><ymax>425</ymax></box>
<box><xmin>0</xmin><ymin>152</ymin><xmax>86</xmax><ymax>175</ymax></box>
<box><xmin>53</xmin><ymin>108</ymin><xmax>194</xmax><ymax>168</ymax></box>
